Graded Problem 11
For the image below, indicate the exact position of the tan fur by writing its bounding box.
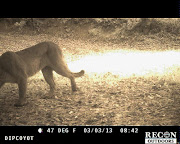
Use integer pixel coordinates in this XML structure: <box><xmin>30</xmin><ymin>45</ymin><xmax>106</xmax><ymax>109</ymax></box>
<box><xmin>0</xmin><ymin>41</ymin><xmax>85</xmax><ymax>106</ymax></box>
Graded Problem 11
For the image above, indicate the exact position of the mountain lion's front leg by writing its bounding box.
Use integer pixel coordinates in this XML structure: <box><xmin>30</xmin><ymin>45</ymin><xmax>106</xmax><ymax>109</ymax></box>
<box><xmin>14</xmin><ymin>78</ymin><xmax>27</xmax><ymax>107</ymax></box>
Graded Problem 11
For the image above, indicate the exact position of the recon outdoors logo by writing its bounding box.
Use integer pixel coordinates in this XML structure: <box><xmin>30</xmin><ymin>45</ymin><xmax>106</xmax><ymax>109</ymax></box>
<box><xmin>145</xmin><ymin>131</ymin><xmax>177</xmax><ymax>144</ymax></box>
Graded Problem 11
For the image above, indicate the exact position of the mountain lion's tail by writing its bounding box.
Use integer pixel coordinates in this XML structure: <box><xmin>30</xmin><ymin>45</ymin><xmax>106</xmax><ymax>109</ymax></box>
<box><xmin>72</xmin><ymin>70</ymin><xmax>85</xmax><ymax>77</ymax></box>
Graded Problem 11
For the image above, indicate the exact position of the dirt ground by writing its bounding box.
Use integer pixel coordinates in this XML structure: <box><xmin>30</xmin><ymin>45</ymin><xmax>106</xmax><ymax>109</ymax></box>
<box><xmin>0</xmin><ymin>31</ymin><xmax>180</xmax><ymax>126</ymax></box>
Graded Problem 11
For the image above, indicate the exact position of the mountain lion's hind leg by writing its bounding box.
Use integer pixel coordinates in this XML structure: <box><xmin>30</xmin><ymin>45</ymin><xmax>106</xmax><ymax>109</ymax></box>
<box><xmin>42</xmin><ymin>67</ymin><xmax>56</xmax><ymax>98</ymax></box>
<box><xmin>47</xmin><ymin>47</ymin><xmax>79</xmax><ymax>92</ymax></box>
<box><xmin>53</xmin><ymin>65</ymin><xmax>77</xmax><ymax>92</ymax></box>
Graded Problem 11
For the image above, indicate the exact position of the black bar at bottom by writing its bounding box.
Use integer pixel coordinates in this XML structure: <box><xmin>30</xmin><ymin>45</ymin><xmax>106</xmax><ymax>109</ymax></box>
<box><xmin>0</xmin><ymin>126</ymin><xmax>179</xmax><ymax>143</ymax></box>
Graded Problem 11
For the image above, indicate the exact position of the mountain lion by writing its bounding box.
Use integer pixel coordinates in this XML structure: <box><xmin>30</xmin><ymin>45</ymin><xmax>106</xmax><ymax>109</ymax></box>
<box><xmin>0</xmin><ymin>41</ymin><xmax>85</xmax><ymax>107</ymax></box>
